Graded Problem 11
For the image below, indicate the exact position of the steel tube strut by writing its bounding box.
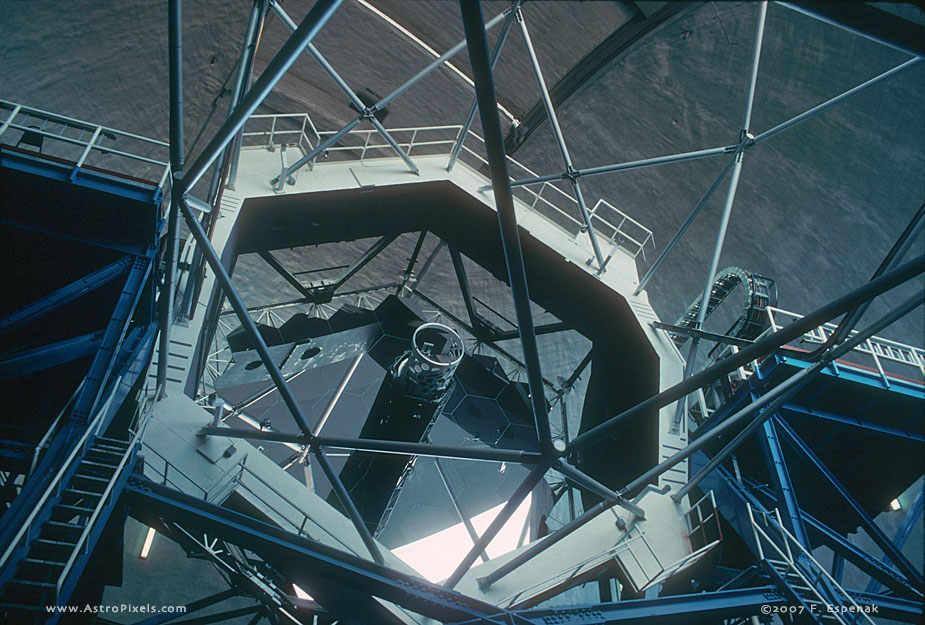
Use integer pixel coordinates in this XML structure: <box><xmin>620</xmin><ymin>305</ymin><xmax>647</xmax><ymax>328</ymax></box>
<box><xmin>272</xmin><ymin>117</ymin><xmax>363</xmax><ymax>190</ymax></box>
<box><xmin>258</xmin><ymin>250</ymin><xmax>313</xmax><ymax>299</ymax></box>
<box><xmin>397</xmin><ymin>230</ymin><xmax>427</xmax><ymax>295</ymax></box>
<box><xmin>199</xmin><ymin>427</ymin><xmax>543</xmax><ymax>463</ymax></box>
<box><xmin>277</xmin><ymin>6</ymin><xmax>512</xmax><ymax>185</ymax></box>
<box><xmin>158</xmin><ymin>0</ymin><xmax>185</xmax><ymax>394</ymax></box>
<box><xmin>443</xmin><ymin>461</ymin><xmax>548</xmax><ymax>589</ymax></box>
<box><xmin>311</xmin><ymin>447</ymin><xmax>384</xmax><ymax>564</ymax></box>
<box><xmin>178</xmin><ymin>199</ymin><xmax>314</xmax><ymax>436</ymax></box>
<box><xmin>168</xmin><ymin>0</ymin><xmax>184</xmax><ymax>171</ymax></box>
<box><xmin>270</xmin><ymin>2</ymin><xmax>418</xmax><ymax>174</ymax></box>
<box><xmin>180</xmin><ymin>0</ymin><xmax>342</xmax><ymax>192</ymax></box>
<box><xmin>461</xmin><ymin>0</ymin><xmax>554</xmax><ymax>456</ymax></box>
<box><xmin>634</xmin><ymin>156</ymin><xmax>736</xmax><ymax>295</ymax></box>
<box><xmin>673</xmin><ymin>1</ymin><xmax>767</xmax><ymax>427</ymax></box>
<box><xmin>450</xmin><ymin>247</ymin><xmax>481</xmax><ymax>332</ymax></box>
<box><xmin>753</xmin><ymin>57</ymin><xmax>922</xmax><ymax>146</ymax></box>
<box><xmin>318</xmin><ymin>435</ymin><xmax>543</xmax><ymax>464</ymax></box>
<box><xmin>776</xmin><ymin>416</ymin><xmax>924</xmax><ymax>588</ymax></box>
<box><xmin>227</xmin><ymin>0</ymin><xmax>267</xmax><ymax>189</ymax></box>
<box><xmin>670</xmin><ymin>288</ymin><xmax>924</xmax><ymax>502</ymax></box>
<box><xmin>477</xmin><ymin>498</ymin><xmax>611</xmax><ymax>589</ymax></box>
<box><xmin>433</xmin><ymin>455</ymin><xmax>488</xmax><ymax>563</ymax></box>
<box><xmin>447</xmin><ymin>4</ymin><xmax>517</xmax><ymax>172</ymax></box>
<box><xmin>813</xmin><ymin>202</ymin><xmax>925</xmax><ymax>356</ymax></box>
<box><xmin>555</xmin><ymin>460</ymin><xmax>645</xmax><ymax>518</ymax></box>
<box><xmin>516</xmin><ymin>7</ymin><xmax>605</xmax><ymax>268</ymax></box>
<box><xmin>567</xmin><ymin>253</ymin><xmax>925</xmax><ymax>454</ymax></box>
<box><xmin>495</xmin><ymin>145</ymin><xmax>735</xmax><ymax>191</ymax></box>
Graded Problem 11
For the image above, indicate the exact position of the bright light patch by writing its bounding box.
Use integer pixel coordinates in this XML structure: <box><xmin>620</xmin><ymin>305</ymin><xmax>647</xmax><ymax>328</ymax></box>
<box><xmin>292</xmin><ymin>584</ymin><xmax>314</xmax><ymax>601</ymax></box>
<box><xmin>140</xmin><ymin>526</ymin><xmax>156</xmax><ymax>559</ymax></box>
<box><xmin>392</xmin><ymin>493</ymin><xmax>532</xmax><ymax>583</ymax></box>
<box><xmin>890</xmin><ymin>498</ymin><xmax>902</xmax><ymax>511</ymax></box>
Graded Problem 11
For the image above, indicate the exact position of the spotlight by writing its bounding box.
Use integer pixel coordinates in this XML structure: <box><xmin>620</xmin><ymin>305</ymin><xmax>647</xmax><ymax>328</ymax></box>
<box><xmin>890</xmin><ymin>498</ymin><xmax>902</xmax><ymax>512</ymax></box>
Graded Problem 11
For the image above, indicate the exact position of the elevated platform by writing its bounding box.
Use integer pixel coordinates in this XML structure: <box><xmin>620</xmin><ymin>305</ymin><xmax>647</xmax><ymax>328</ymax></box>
<box><xmin>141</xmin><ymin>116</ymin><xmax>713</xmax><ymax>609</ymax></box>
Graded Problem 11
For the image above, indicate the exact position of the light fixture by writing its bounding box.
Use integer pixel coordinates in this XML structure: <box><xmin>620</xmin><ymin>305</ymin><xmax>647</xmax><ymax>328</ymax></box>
<box><xmin>890</xmin><ymin>498</ymin><xmax>902</xmax><ymax>512</ymax></box>
<box><xmin>140</xmin><ymin>526</ymin><xmax>157</xmax><ymax>558</ymax></box>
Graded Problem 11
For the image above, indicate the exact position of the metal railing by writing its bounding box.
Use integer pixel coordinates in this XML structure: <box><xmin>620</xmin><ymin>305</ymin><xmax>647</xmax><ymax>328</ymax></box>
<box><xmin>498</xmin><ymin>492</ymin><xmax>721</xmax><ymax>605</ymax></box>
<box><xmin>765</xmin><ymin>307</ymin><xmax>925</xmax><ymax>382</ymax></box>
<box><xmin>747</xmin><ymin>506</ymin><xmax>876</xmax><ymax>625</ymax></box>
<box><xmin>141</xmin><ymin>442</ymin><xmax>243</xmax><ymax>504</ymax></box>
<box><xmin>55</xmin><ymin>386</ymin><xmax>161</xmax><ymax>598</ymax></box>
<box><xmin>239</xmin><ymin>113</ymin><xmax>655</xmax><ymax>271</ymax></box>
<box><xmin>0</xmin><ymin>377</ymin><xmax>124</xmax><ymax>575</ymax></box>
<box><xmin>0</xmin><ymin>99</ymin><xmax>171</xmax><ymax>188</ymax></box>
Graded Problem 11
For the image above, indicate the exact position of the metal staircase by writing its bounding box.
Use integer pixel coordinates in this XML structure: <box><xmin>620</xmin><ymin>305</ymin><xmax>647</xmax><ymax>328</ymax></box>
<box><xmin>747</xmin><ymin>506</ymin><xmax>876</xmax><ymax>625</ymax></box>
<box><xmin>0</xmin><ymin>436</ymin><xmax>134</xmax><ymax>623</ymax></box>
<box><xmin>0</xmin><ymin>385</ymin><xmax>156</xmax><ymax>625</ymax></box>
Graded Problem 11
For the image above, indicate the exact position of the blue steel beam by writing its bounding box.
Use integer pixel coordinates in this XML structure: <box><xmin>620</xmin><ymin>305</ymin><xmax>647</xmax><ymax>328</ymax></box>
<box><xmin>0</xmin><ymin>331</ymin><xmax>102</xmax><ymax>381</ymax></box>
<box><xmin>70</xmin><ymin>257</ymin><xmax>152</xmax><ymax>423</ymax></box>
<box><xmin>0</xmin><ymin>256</ymin><xmax>131</xmax><ymax>335</ymax></box>
<box><xmin>775</xmin><ymin>416</ymin><xmax>924</xmax><ymax>589</ymax></box>
<box><xmin>741</xmin><ymin>477</ymin><xmax>920</xmax><ymax>600</ymax></box>
<box><xmin>773</xmin><ymin>353</ymin><xmax>924</xmax><ymax>400</ymax></box>
<box><xmin>757</xmin><ymin>415</ymin><xmax>811</xmax><ymax>547</ymax></box>
<box><xmin>124</xmin><ymin>478</ymin><xmax>510</xmax><ymax>625</ymax></box>
<box><xmin>845</xmin><ymin>591</ymin><xmax>924</xmax><ymax>623</ymax></box>
<box><xmin>779</xmin><ymin>402</ymin><xmax>924</xmax><ymax>444</ymax></box>
<box><xmin>493</xmin><ymin>586</ymin><xmax>787</xmax><ymax>625</ymax></box>
<box><xmin>568</xmin><ymin>254</ymin><xmax>925</xmax><ymax>454</ymax></box>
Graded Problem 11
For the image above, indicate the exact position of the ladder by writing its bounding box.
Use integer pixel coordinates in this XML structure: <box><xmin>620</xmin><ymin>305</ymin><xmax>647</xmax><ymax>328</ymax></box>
<box><xmin>747</xmin><ymin>506</ymin><xmax>875</xmax><ymax>625</ymax></box>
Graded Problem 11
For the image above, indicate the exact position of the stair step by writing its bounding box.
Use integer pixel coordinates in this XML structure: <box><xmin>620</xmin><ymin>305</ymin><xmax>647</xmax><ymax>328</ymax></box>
<box><xmin>21</xmin><ymin>558</ymin><xmax>66</xmax><ymax>567</ymax></box>
<box><xmin>87</xmin><ymin>447</ymin><xmax>124</xmax><ymax>458</ymax></box>
<box><xmin>79</xmin><ymin>459</ymin><xmax>119</xmax><ymax>471</ymax></box>
<box><xmin>63</xmin><ymin>488</ymin><xmax>102</xmax><ymax>498</ymax></box>
<box><xmin>10</xmin><ymin>579</ymin><xmax>55</xmax><ymax>589</ymax></box>
<box><xmin>95</xmin><ymin>436</ymin><xmax>130</xmax><ymax>448</ymax></box>
<box><xmin>73</xmin><ymin>473</ymin><xmax>109</xmax><ymax>483</ymax></box>
<box><xmin>33</xmin><ymin>538</ymin><xmax>76</xmax><ymax>547</ymax></box>
<box><xmin>53</xmin><ymin>504</ymin><xmax>95</xmax><ymax>514</ymax></box>
<box><xmin>46</xmin><ymin>521</ymin><xmax>84</xmax><ymax>531</ymax></box>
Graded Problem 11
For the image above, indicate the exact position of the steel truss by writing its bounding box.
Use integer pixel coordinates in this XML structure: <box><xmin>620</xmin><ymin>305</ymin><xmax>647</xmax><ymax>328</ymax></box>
<box><xmin>144</xmin><ymin>0</ymin><xmax>925</xmax><ymax>621</ymax></box>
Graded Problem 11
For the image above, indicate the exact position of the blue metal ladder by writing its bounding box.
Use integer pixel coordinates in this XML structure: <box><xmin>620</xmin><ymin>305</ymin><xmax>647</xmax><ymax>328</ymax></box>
<box><xmin>0</xmin><ymin>436</ymin><xmax>134</xmax><ymax>624</ymax></box>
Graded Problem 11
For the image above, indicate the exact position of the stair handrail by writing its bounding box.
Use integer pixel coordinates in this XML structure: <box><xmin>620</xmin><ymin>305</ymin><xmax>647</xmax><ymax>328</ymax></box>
<box><xmin>28</xmin><ymin>381</ymin><xmax>86</xmax><ymax>478</ymax></box>
<box><xmin>0</xmin><ymin>376</ymin><xmax>122</xmax><ymax>573</ymax></box>
<box><xmin>55</xmin><ymin>385</ymin><xmax>160</xmax><ymax>598</ymax></box>
<box><xmin>748</xmin><ymin>505</ymin><xmax>876</xmax><ymax>625</ymax></box>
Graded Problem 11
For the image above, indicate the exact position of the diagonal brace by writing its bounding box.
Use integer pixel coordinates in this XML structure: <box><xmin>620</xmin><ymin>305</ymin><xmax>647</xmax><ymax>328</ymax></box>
<box><xmin>775</xmin><ymin>416</ymin><xmax>924</xmax><ymax>589</ymax></box>
<box><xmin>0</xmin><ymin>256</ymin><xmax>131</xmax><ymax>335</ymax></box>
<box><xmin>274</xmin><ymin>5</ymin><xmax>513</xmax><ymax>187</ymax></box>
<box><xmin>269</xmin><ymin>2</ymin><xmax>418</xmax><ymax>174</ymax></box>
